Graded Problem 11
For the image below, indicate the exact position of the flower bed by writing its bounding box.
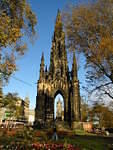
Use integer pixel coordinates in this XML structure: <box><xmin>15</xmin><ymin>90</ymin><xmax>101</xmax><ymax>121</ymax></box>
<box><xmin>32</xmin><ymin>143</ymin><xmax>76</xmax><ymax>150</ymax></box>
<box><xmin>7</xmin><ymin>130</ymin><xmax>16</xmax><ymax>136</ymax></box>
<box><xmin>0</xmin><ymin>143</ymin><xmax>80</xmax><ymax>150</ymax></box>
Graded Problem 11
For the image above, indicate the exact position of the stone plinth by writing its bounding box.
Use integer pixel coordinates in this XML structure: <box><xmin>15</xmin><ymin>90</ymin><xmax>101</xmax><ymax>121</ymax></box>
<box><xmin>72</xmin><ymin>121</ymin><xmax>83</xmax><ymax>129</ymax></box>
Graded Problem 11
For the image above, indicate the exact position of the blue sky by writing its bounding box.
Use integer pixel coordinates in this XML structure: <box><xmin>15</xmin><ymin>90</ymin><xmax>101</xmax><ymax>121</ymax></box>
<box><xmin>3</xmin><ymin>0</ymin><xmax>87</xmax><ymax>109</ymax></box>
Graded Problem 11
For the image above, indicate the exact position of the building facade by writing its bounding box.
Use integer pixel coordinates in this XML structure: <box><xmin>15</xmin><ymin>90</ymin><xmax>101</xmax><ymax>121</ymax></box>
<box><xmin>24</xmin><ymin>97</ymin><xmax>30</xmax><ymax>121</ymax></box>
<box><xmin>0</xmin><ymin>97</ymin><xmax>29</xmax><ymax>123</ymax></box>
<box><xmin>35</xmin><ymin>11</ymin><xmax>81</xmax><ymax>126</ymax></box>
<box><xmin>28</xmin><ymin>109</ymin><xmax>35</xmax><ymax>125</ymax></box>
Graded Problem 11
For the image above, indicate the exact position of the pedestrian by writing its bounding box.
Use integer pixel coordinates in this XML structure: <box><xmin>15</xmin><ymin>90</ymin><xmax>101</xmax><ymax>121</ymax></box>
<box><xmin>52</xmin><ymin>126</ymin><xmax>58</xmax><ymax>141</ymax></box>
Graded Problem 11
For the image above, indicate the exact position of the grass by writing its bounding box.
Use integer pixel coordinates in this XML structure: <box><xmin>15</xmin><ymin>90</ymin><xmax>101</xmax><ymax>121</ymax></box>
<box><xmin>0</xmin><ymin>128</ymin><xmax>113</xmax><ymax>150</ymax></box>
<box><xmin>55</xmin><ymin>129</ymin><xmax>113</xmax><ymax>150</ymax></box>
<box><xmin>59</xmin><ymin>136</ymin><xmax>109</xmax><ymax>150</ymax></box>
<box><xmin>74</xmin><ymin>129</ymin><xmax>95</xmax><ymax>136</ymax></box>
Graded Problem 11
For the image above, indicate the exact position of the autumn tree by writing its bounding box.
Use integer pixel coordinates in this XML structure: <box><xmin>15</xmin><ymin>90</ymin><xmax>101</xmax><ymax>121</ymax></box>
<box><xmin>0</xmin><ymin>0</ymin><xmax>37</xmax><ymax>84</ymax></box>
<box><xmin>0</xmin><ymin>87</ymin><xmax>3</xmax><ymax>107</ymax></box>
<box><xmin>81</xmin><ymin>97</ymin><xmax>90</xmax><ymax>122</ymax></box>
<box><xmin>2</xmin><ymin>92</ymin><xmax>24</xmax><ymax>120</ymax></box>
<box><xmin>89</xmin><ymin>102</ymin><xmax>113</xmax><ymax>128</ymax></box>
<box><xmin>63</xmin><ymin>0</ymin><xmax>113</xmax><ymax>100</ymax></box>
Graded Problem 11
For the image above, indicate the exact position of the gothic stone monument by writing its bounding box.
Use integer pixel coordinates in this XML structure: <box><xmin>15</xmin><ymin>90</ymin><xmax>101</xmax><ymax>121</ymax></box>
<box><xmin>35</xmin><ymin>11</ymin><xmax>81</xmax><ymax>128</ymax></box>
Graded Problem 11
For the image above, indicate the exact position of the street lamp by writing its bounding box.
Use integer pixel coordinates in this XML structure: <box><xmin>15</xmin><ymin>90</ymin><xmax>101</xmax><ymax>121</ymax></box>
<box><xmin>86</xmin><ymin>95</ymin><xmax>90</xmax><ymax>122</ymax></box>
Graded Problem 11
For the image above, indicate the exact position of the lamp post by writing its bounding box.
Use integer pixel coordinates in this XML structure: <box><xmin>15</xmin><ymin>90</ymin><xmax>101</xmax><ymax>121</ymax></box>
<box><xmin>86</xmin><ymin>95</ymin><xmax>90</xmax><ymax>122</ymax></box>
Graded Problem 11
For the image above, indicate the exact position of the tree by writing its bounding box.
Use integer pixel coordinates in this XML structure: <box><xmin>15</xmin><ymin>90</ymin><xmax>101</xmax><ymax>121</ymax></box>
<box><xmin>3</xmin><ymin>92</ymin><xmax>23</xmax><ymax>120</ymax></box>
<box><xmin>63</xmin><ymin>0</ymin><xmax>113</xmax><ymax>100</ymax></box>
<box><xmin>89</xmin><ymin>102</ymin><xmax>113</xmax><ymax>128</ymax></box>
<box><xmin>81</xmin><ymin>97</ymin><xmax>90</xmax><ymax>122</ymax></box>
<box><xmin>0</xmin><ymin>0</ymin><xmax>37</xmax><ymax>84</ymax></box>
<box><xmin>0</xmin><ymin>87</ymin><xmax>3</xmax><ymax>108</ymax></box>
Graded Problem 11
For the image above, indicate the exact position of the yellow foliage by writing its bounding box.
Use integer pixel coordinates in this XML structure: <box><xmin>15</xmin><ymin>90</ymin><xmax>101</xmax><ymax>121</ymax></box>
<box><xmin>64</xmin><ymin>0</ymin><xmax>113</xmax><ymax>99</ymax></box>
<box><xmin>0</xmin><ymin>0</ymin><xmax>37</xmax><ymax>83</ymax></box>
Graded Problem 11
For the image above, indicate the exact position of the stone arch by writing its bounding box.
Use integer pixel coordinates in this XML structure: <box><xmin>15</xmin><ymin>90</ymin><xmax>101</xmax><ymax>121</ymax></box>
<box><xmin>54</xmin><ymin>89</ymin><xmax>65</xmax><ymax>100</ymax></box>
<box><xmin>53</xmin><ymin>89</ymin><xmax>68</xmax><ymax>121</ymax></box>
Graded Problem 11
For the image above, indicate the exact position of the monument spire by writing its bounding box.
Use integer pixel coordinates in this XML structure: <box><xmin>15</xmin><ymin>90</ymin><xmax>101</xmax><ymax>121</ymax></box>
<box><xmin>35</xmin><ymin>12</ymin><xmax>81</xmax><ymax>127</ymax></box>
<box><xmin>39</xmin><ymin>52</ymin><xmax>45</xmax><ymax>80</ymax></box>
<box><xmin>49</xmin><ymin>10</ymin><xmax>68</xmax><ymax>78</ymax></box>
<box><xmin>54</xmin><ymin>9</ymin><xmax>62</xmax><ymax>37</ymax></box>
